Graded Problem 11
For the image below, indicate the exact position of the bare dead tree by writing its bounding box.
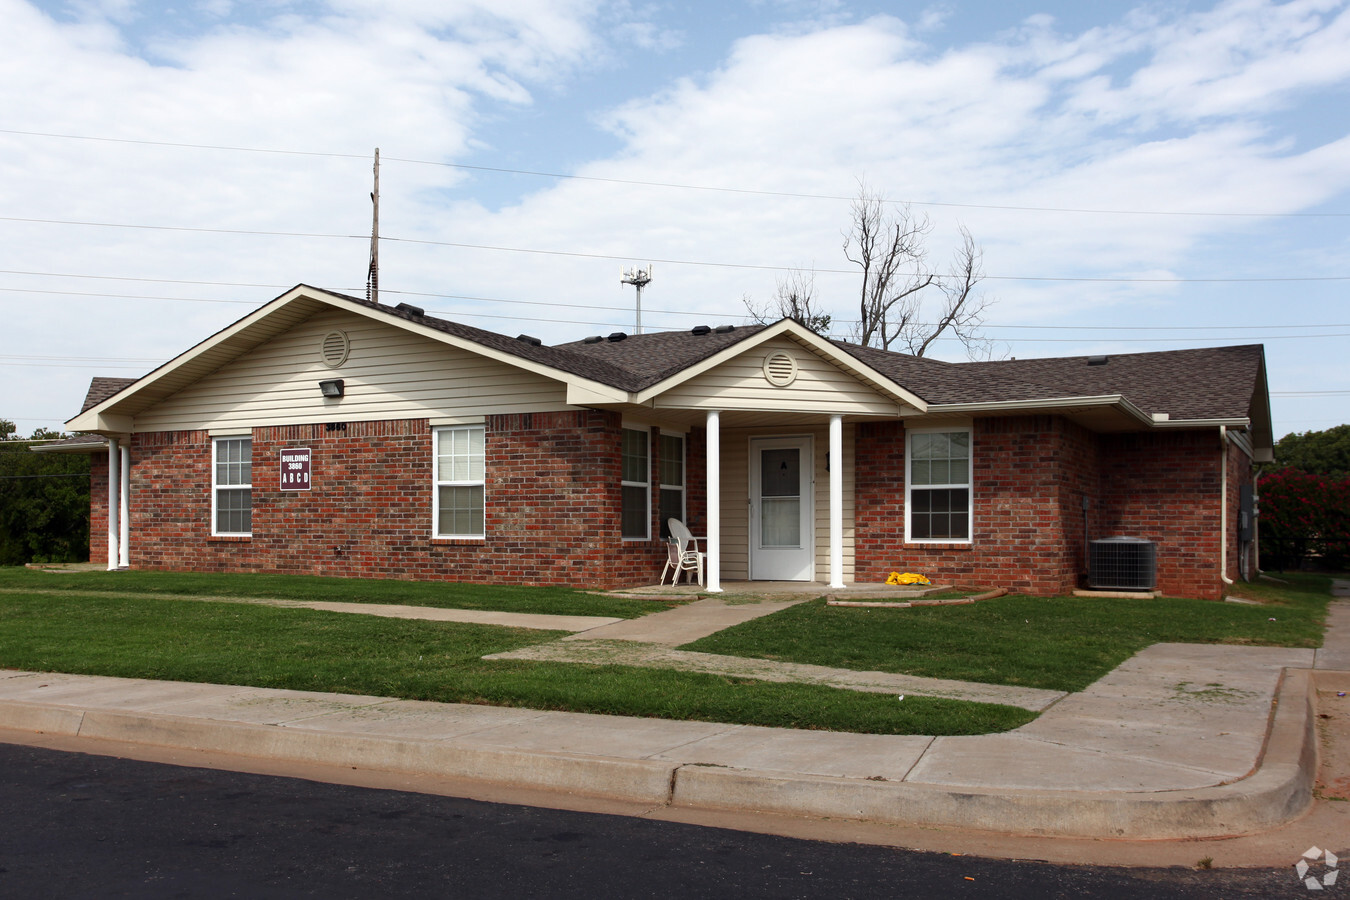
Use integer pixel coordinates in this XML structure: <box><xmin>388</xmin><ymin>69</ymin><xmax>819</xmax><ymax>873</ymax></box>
<box><xmin>742</xmin><ymin>269</ymin><xmax>832</xmax><ymax>335</ymax></box>
<box><xmin>843</xmin><ymin>186</ymin><xmax>993</xmax><ymax>357</ymax></box>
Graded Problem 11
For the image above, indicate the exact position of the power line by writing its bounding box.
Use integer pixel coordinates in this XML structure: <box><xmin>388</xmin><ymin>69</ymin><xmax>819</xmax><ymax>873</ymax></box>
<box><xmin>4</xmin><ymin>283</ymin><xmax>1350</xmax><ymax>341</ymax></box>
<box><xmin>6</xmin><ymin>269</ymin><xmax>1350</xmax><ymax>331</ymax></box>
<box><xmin>4</xmin><ymin>215</ymin><xmax>1349</xmax><ymax>284</ymax></box>
<box><xmin>0</xmin><ymin>269</ymin><xmax>293</xmax><ymax>290</ymax></box>
<box><xmin>3</xmin><ymin>128</ymin><xmax>1348</xmax><ymax>219</ymax></box>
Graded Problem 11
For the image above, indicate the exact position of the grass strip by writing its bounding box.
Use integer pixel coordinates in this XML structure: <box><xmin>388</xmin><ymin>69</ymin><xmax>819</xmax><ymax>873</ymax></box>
<box><xmin>683</xmin><ymin>573</ymin><xmax>1333</xmax><ymax>693</ymax></box>
<box><xmin>0</xmin><ymin>567</ymin><xmax>664</xmax><ymax>619</ymax></box>
<box><xmin>0</xmin><ymin>592</ymin><xmax>1033</xmax><ymax>736</ymax></box>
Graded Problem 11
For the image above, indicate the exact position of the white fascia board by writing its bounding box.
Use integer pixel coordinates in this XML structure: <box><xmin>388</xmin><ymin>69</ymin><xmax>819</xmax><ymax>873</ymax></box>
<box><xmin>566</xmin><ymin>382</ymin><xmax>631</xmax><ymax>405</ymax></box>
<box><xmin>928</xmin><ymin>394</ymin><xmax>1251</xmax><ymax>433</ymax></box>
<box><xmin>631</xmin><ymin>319</ymin><xmax>929</xmax><ymax>412</ymax></box>
<box><xmin>66</xmin><ymin>412</ymin><xmax>135</xmax><ymax>435</ymax></box>
<box><xmin>926</xmin><ymin>394</ymin><xmax>1149</xmax><ymax>423</ymax></box>
<box><xmin>1152</xmin><ymin>417</ymin><xmax>1251</xmax><ymax>429</ymax></box>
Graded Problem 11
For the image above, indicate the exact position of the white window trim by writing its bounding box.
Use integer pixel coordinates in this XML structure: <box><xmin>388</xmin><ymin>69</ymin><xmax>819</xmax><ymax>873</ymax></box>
<box><xmin>622</xmin><ymin>426</ymin><xmax>651</xmax><ymax>541</ymax></box>
<box><xmin>433</xmin><ymin>425</ymin><xmax>486</xmax><ymax>540</ymax></box>
<box><xmin>659</xmin><ymin>430</ymin><xmax>686</xmax><ymax>532</ymax></box>
<box><xmin>211</xmin><ymin>435</ymin><xmax>252</xmax><ymax>537</ymax></box>
<box><xmin>904</xmin><ymin>425</ymin><xmax>973</xmax><ymax>544</ymax></box>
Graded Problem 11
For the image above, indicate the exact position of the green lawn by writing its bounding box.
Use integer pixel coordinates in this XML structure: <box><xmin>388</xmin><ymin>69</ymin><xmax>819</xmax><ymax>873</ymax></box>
<box><xmin>0</xmin><ymin>591</ymin><xmax>1033</xmax><ymax>736</ymax></box>
<box><xmin>0</xmin><ymin>567</ymin><xmax>664</xmax><ymax>619</ymax></box>
<box><xmin>682</xmin><ymin>573</ymin><xmax>1333</xmax><ymax>693</ymax></box>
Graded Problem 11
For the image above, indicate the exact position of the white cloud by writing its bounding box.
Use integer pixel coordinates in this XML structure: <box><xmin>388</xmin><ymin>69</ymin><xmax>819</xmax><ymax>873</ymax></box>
<box><xmin>1</xmin><ymin>0</ymin><xmax>1347</xmax><ymax>437</ymax></box>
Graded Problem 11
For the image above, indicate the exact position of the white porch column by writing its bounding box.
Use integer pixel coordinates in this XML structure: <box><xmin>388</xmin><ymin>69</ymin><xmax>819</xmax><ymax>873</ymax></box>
<box><xmin>829</xmin><ymin>414</ymin><xmax>844</xmax><ymax>589</ymax></box>
<box><xmin>118</xmin><ymin>442</ymin><xmax>130</xmax><ymax>568</ymax></box>
<box><xmin>106</xmin><ymin>438</ymin><xmax>120</xmax><ymax>571</ymax></box>
<box><xmin>705</xmin><ymin>410</ymin><xmax>722</xmax><ymax>593</ymax></box>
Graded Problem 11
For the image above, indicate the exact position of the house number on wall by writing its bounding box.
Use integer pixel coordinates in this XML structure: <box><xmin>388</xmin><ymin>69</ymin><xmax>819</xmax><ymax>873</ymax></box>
<box><xmin>280</xmin><ymin>448</ymin><xmax>312</xmax><ymax>491</ymax></box>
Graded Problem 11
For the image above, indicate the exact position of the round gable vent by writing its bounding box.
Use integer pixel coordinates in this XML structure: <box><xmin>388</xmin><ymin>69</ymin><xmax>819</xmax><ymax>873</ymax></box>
<box><xmin>763</xmin><ymin>350</ymin><xmax>798</xmax><ymax>387</ymax></box>
<box><xmin>321</xmin><ymin>331</ymin><xmax>350</xmax><ymax>368</ymax></box>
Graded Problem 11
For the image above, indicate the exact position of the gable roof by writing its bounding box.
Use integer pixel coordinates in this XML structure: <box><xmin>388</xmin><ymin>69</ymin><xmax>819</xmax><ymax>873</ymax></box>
<box><xmin>66</xmin><ymin>283</ymin><xmax>1270</xmax><ymax>449</ymax></box>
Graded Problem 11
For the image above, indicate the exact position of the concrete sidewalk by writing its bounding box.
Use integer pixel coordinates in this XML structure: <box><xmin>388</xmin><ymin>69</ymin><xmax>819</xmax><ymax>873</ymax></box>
<box><xmin>0</xmin><ymin>641</ymin><xmax>1321</xmax><ymax>840</ymax></box>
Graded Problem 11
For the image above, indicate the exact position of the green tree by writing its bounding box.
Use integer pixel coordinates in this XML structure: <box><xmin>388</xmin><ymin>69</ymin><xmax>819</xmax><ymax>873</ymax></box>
<box><xmin>0</xmin><ymin>426</ymin><xmax>91</xmax><ymax>565</ymax></box>
<box><xmin>1273</xmin><ymin>424</ymin><xmax>1350</xmax><ymax>477</ymax></box>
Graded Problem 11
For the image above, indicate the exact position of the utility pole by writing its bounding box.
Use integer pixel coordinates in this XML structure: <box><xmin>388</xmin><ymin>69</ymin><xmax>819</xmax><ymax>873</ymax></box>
<box><xmin>620</xmin><ymin>265</ymin><xmax>652</xmax><ymax>334</ymax></box>
<box><xmin>367</xmin><ymin>148</ymin><xmax>380</xmax><ymax>304</ymax></box>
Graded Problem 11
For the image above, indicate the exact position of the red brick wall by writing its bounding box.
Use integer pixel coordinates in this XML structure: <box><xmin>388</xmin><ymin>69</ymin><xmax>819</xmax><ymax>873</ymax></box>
<box><xmin>119</xmin><ymin>413</ymin><xmax>671</xmax><ymax>588</ymax></box>
<box><xmin>89</xmin><ymin>452</ymin><xmax>109</xmax><ymax>564</ymax></box>
<box><xmin>101</xmin><ymin>409</ymin><xmax>1242</xmax><ymax>597</ymax></box>
<box><xmin>1097</xmin><ymin>430</ymin><xmax>1225</xmax><ymax>598</ymax></box>
<box><xmin>856</xmin><ymin>417</ymin><xmax>1234</xmax><ymax>599</ymax></box>
<box><xmin>856</xmin><ymin>416</ymin><xmax>1096</xmax><ymax>596</ymax></box>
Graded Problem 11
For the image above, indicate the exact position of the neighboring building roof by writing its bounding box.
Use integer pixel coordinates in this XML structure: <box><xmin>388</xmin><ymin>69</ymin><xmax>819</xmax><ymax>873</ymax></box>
<box><xmin>29</xmin><ymin>432</ymin><xmax>110</xmax><ymax>454</ymax></box>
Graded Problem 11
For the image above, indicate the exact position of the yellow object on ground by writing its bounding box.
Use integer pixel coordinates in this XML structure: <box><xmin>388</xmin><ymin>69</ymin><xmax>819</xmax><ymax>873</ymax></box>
<box><xmin>886</xmin><ymin>572</ymin><xmax>931</xmax><ymax>586</ymax></box>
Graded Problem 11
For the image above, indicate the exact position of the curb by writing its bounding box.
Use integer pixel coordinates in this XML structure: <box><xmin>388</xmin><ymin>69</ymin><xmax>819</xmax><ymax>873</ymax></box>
<box><xmin>0</xmin><ymin>667</ymin><xmax>1317</xmax><ymax>840</ymax></box>
<box><xmin>669</xmin><ymin>667</ymin><xmax>1316</xmax><ymax>839</ymax></box>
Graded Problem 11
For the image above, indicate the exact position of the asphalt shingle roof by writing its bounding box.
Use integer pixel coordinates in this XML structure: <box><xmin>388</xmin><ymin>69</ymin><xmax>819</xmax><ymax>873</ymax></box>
<box><xmin>834</xmin><ymin>342</ymin><xmax>1264</xmax><ymax>420</ymax></box>
<box><xmin>76</xmin><ymin>289</ymin><xmax>1265</xmax><ymax>428</ymax></box>
<box><xmin>81</xmin><ymin>377</ymin><xmax>138</xmax><ymax>414</ymax></box>
<box><xmin>331</xmin><ymin>296</ymin><xmax>1268</xmax><ymax>421</ymax></box>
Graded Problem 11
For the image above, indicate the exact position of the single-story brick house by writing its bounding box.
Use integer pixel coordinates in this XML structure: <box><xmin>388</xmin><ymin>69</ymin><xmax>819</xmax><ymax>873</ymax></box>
<box><xmin>47</xmin><ymin>284</ymin><xmax>1271</xmax><ymax>598</ymax></box>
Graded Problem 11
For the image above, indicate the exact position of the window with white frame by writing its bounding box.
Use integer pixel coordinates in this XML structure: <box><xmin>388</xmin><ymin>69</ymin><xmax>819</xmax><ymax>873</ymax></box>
<box><xmin>621</xmin><ymin>427</ymin><xmax>650</xmax><ymax>540</ymax></box>
<box><xmin>434</xmin><ymin>426</ymin><xmax>485</xmax><ymax>538</ymax></box>
<box><xmin>906</xmin><ymin>428</ymin><xmax>971</xmax><ymax>542</ymax></box>
<box><xmin>658</xmin><ymin>432</ymin><xmax>685</xmax><ymax>538</ymax></box>
<box><xmin>212</xmin><ymin>436</ymin><xmax>252</xmax><ymax>536</ymax></box>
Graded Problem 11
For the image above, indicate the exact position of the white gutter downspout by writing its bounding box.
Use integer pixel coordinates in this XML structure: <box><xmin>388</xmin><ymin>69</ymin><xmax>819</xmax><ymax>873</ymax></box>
<box><xmin>1220</xmin><ymin>426</ymin><xmax>1233</xmax><ymax>586</ymax></box>
<box><xmin>106</xmin><ymin>438</ymin><xmax>120</xmax><ymax>571</ymax></box>
<box><xmin>118</xmin><ymin>442</ymin><xmax>130</xmax><ymax>569</ymax></box>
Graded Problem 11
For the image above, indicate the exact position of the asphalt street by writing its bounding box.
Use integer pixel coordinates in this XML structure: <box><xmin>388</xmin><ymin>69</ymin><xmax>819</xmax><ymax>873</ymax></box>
<box><xmin>0</xmin><ymin>742</ymin><xmax>1306</xmax><ymax>899</ymax></box>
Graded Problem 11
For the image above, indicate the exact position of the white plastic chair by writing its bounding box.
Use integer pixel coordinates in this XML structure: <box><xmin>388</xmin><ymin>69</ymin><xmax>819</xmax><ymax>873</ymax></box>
<box><xmin>664</xmin><ymin>518</ymin><xmax>705</xmax><ymax>586</ymax></box>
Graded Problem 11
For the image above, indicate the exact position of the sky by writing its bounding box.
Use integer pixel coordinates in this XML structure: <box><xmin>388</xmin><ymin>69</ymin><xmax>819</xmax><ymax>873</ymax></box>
<box><xmin>2</xmin><ymin>0</ymin><xmax>1348</xmax><ymax>440</ymax></box>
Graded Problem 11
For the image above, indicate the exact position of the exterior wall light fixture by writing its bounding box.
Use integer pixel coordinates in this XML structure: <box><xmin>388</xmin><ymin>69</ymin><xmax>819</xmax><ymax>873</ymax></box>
<box><xmin>319</xmin><ymin>379</ymin><xmax>345</xmax><ymax>399</ymax></box>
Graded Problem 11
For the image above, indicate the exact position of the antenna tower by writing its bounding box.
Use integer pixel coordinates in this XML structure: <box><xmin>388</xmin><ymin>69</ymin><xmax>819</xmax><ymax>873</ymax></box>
<box><xmin>366</xmin><ymin>148</ymin><xmax>380</xmax><ymax>304</ymax></box>
<box><xmin>620</xmin><ymin>265</ymin><xmax>653</xmax><ymax>334</ymax></box>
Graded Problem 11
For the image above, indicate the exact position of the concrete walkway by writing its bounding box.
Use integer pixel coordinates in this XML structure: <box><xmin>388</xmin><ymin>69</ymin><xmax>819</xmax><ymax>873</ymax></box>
<box><xmin>487</xmin><ymin>640</ymin><xmax>1065</xmax><ymax>711</ymax></box>
<box><xmin>565</xmin><ymin>595</ymin><xmax>812</xmax><ymax>644</ymax></box>
<box><xmin>1316</xmin><ymin>579</ymin><xmax>1350</xmax><ymax>670</ymax></box>
<box><xmin>0</xmin><ymin>588</ymin><xmax>623</xmax><ymax>633</ymax></box>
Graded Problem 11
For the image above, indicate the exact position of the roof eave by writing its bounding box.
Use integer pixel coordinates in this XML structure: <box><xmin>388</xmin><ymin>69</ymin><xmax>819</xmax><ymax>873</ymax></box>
<box><xmin>925</xmin><ymin>394</ymin><xmax>1151</xmax><ymax>425</ymax></box>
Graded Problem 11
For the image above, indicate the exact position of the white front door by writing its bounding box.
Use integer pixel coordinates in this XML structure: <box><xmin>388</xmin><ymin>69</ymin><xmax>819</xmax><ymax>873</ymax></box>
<box><xmin>749</xmin><ymin>436</ymin><xmax>814</xmax><ymax>581</ymax></box>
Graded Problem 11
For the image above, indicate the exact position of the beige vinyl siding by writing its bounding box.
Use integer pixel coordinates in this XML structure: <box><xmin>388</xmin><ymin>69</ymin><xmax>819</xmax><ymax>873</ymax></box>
<box><xmin>717</xmin><ymin>422</ymin><xmax>855</xmax><ymax>583</ymax></box>
<box><xmin>133</xmin><ymin>309</ymin><xmax>575</xmax><ymax>432</ymax></box>
<box><xmin>656</xmin><ymin>338</ymin><xmax>898</xmax><ymax>416</ymax></box>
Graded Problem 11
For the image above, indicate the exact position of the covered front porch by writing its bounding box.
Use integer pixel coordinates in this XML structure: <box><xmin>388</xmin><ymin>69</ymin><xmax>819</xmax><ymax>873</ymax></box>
<box><xmin>574</xmin><ymin>324</ymin><xmax>928</xmax><ymax>593</ymax></box>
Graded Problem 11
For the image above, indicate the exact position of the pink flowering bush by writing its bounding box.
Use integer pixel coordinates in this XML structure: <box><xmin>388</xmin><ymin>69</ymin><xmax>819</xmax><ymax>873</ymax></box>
<box><xmin>1258</xmin><ymin>468</ymin><xmax>1350</xmax><ymax>570</ymax></box>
